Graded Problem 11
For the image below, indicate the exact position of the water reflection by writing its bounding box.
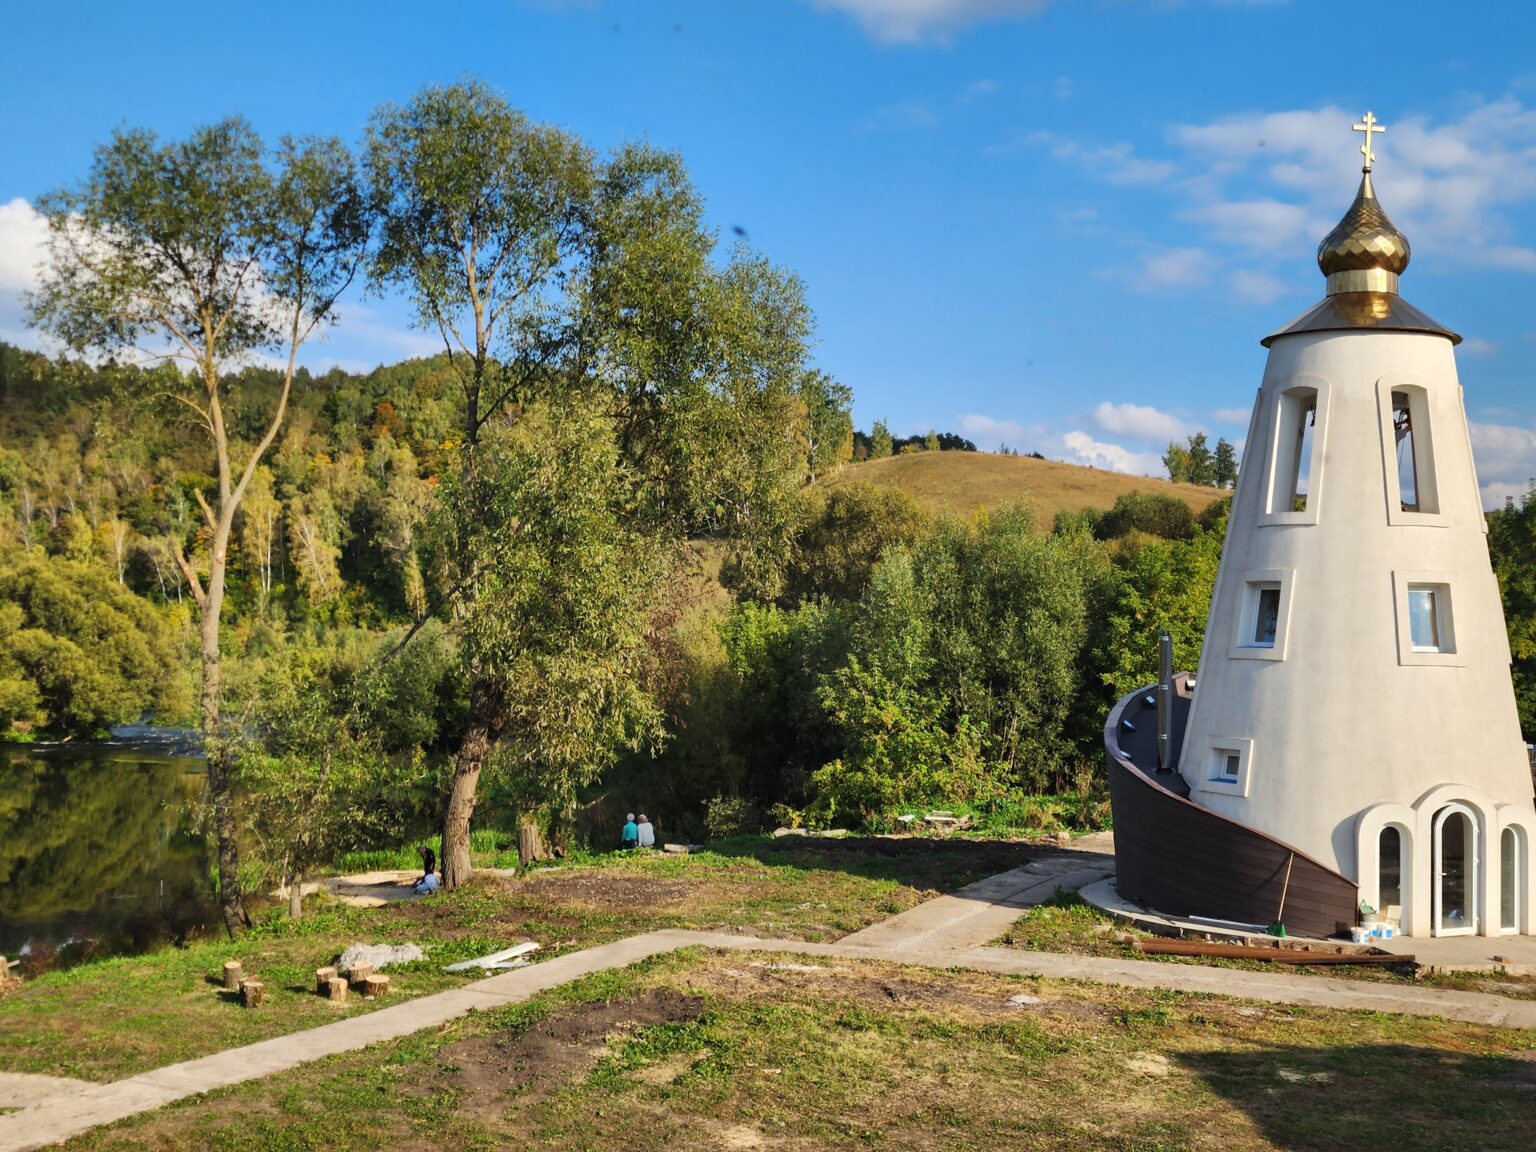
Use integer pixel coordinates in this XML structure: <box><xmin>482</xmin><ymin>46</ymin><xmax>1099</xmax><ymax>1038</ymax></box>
<box><xmin>0</xmin><ymin>744</ymin><xmax>213</xmax><ymax>959</ymax></box>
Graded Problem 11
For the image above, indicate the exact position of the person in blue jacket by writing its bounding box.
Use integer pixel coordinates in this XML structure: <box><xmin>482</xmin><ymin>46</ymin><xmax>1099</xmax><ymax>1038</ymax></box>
<box><xmin>620</xmin><ymin>813</ymin><xmax>639</xmax><ymax>850</ymax></box>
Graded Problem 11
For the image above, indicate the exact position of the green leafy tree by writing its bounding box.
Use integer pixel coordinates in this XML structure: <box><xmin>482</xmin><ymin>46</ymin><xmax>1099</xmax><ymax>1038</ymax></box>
<box><xmin>1488</xmin><ymin>485</ymin><xmax>1536</xmax><ymax>737</ymax></box>
<box><xmin>1096</xmin><ymin>490</ymin><xmax>1196</xmax><ymax>541</ymax></box>
<box><xmin>1213</xmin><ymin>437</ymin><xmax>1238</xmax><ymax>489</ymax></box>
<box><xmin>370</xmin><ymin>80</ymin><xmax>815</xmax><ymax>884</ymax></box>
<box><xmin>797</xmin><ymin>370</ymin><xmax>854</xmax><ymax>484</ymax></box>
<box><xmin>439</xmin><ymin>398</ymin><xmax>672</xmax><ymax>860</ymax></box>
<box><xmin>0</xmin><ymin>556</ymin><xmax>189</xmax><ymax>738</ymax></box>
<box><xmin>367</xmin><ymin>80</ymin><xmax>598</xmax><ymax>885</ymax></box>
<box><xmin>810</xmin><ymin>503</ymin><xmax>1111</xmax><ymax>823</ymax></box>
<box><xmin>869</xmin><ymin>420</ymin><xmax>893</xmax><ymax>460</ymax></box>
<box><xmin>782</xmin><ymin>483</ymin><xmax>928</xmax><ymax>604</ymax></box>
<box><xmin>1093</xmin><ymin>504</ymin><xmax>1227</xmax><ymax>700</ymax></box>
<box><xmin>1185</xmin><ymin>432</ymin><xmax>1215</xmax><ymax>487</ymax></box>
<box><xmin>28</xmin><ymin>120</ymin><xmax>371</xmax><ymax>935</ymax></box>
<box><xmin>244</xmin><ymin>627</ymin><xmax>451</xmax><ymax>916</ymax></box>
<box><xmin>1163</xmin><ymin>441</ymin><xmax>1190</xmax><ymax>483</ymax></box>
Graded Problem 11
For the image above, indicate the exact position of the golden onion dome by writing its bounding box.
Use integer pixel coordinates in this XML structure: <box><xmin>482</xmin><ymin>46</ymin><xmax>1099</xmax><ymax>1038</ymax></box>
<box><xmin>1316</xmin><ymin>172</ymin><xmax>1411</xmax><ymax>295</ymax></box>
<box><xmin>1261</xmin><ymin>111</ymin><xmax>1459</xmax><ymax>347</ymax></box>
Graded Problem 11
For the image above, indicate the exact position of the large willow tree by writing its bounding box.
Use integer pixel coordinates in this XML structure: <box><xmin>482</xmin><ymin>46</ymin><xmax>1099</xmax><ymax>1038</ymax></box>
<box><xmin>368</xmin><ymin>80</ymin><xmax>812</xmax><ymax>887</ymax></box>
<box><xmin>28</xmin><ymin>122</ymin><xmax>371</xmax><ymax>936</ymax></box>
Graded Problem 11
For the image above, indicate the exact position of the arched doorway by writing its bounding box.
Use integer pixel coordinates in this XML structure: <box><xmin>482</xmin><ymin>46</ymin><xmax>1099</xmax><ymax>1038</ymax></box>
<box><xmin>1378</xmin><ymin>825</ymin><xmax>1404</xmax><ymax>929</ymax></box>
<box><xmin>1502</xmin><ymin>826</ymin><xmax>1523</xmax><ymax>934</ymax></box>
<box><xmin>1433</xmin><ymin>804</ymin><xmax>1479</xmax><ymax>936</ymax></box>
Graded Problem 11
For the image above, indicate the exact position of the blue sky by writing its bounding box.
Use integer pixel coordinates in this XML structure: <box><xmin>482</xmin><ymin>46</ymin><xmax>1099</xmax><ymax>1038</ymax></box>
<box><xmin>5</xmin><ymin>0</ymin><xmax>1536</xmax><ymax>504</ymax></box>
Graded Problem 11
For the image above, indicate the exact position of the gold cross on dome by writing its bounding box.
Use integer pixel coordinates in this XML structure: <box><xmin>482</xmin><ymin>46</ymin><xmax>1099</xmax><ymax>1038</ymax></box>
<box><xmin>1353</xmin><ymin>110</ymin><xmax>1386</xmax><ymax>172</ymax></box>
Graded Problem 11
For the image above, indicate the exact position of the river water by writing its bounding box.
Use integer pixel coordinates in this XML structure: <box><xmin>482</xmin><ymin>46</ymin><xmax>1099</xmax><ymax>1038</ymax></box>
<box><xmin>0</xmin><ymin>740</ymin><xmax>214</xmax><ymax>959</ymax></box>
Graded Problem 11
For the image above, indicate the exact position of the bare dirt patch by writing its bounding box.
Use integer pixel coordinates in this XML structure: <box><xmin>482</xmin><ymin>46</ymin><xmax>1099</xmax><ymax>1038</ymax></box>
<box><xmin>696</xmin><ymin>953</ymin><xmax>1090</xmax><ymax>1023</ymax></box>
<box><xmin>438</xmin><ymin>988</ymin><xmax>706</xmax><ymax>1118</ymax></box>
<box><xmin>629</xmin><ymin>1050</ymin><xmax>706</xmax><ymax>1086</ymax></box>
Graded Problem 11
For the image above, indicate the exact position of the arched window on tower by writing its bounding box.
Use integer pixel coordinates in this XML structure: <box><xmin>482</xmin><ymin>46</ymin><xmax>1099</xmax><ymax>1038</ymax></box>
<box><xmin>1268</xmin><ymin>386</ymin><xmax>1318</xmax><ymax>516</ymax></box>
<box><xmin>1380</xmin><ymin>381</ymin><xmax>1439</xmax><ymax>519</ymax></box>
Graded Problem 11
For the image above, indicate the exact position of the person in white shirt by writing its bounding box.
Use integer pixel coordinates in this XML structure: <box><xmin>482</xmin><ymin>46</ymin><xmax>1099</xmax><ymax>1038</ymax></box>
<box><xmin>636</xmin><ymin>814</ymin><xmax>655</xmax><ymax>848</ymax></box>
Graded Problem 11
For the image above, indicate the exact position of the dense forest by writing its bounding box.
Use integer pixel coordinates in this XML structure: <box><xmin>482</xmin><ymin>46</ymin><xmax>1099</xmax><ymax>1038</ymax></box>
<box><xmin>0</xmin><ymin>331</ymin><xmax>1236</xmax><ymax>853</ymax></box>
<box><xmin>11</xmin><ymin>334</ymin><xmax>1536</xmax><ymax>903</ymax></box>
<box><xmin>7</xmin><ymin>80</ymin><xmax>1536</xmax><ymax>939</ymax></box>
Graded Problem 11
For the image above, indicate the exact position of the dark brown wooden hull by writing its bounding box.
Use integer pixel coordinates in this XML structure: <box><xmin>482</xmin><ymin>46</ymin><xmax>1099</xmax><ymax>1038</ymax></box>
<box><xmin>1106</xmin><ymin>676</ymin><xmax>1359</xmax><ymax>940</ymax></box>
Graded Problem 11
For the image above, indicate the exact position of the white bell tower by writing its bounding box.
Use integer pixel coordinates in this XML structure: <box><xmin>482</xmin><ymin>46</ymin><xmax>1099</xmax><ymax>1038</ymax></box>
<box><xmin>1178</xmin><ymin>112</ymin><xmax>1536</xmax><ymax>938</ymax></box>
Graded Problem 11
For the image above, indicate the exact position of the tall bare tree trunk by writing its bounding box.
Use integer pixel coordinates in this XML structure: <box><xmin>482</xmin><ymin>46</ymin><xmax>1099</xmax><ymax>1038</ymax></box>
<box><xmin>198</xmin><ymin>553</ymin><xmax>248</xmax><ymax>939</ymax></box>
<box><xmin>441</xmin><ymin>674</ymin><xmax>503</xmax><ymax>890</ymax></box>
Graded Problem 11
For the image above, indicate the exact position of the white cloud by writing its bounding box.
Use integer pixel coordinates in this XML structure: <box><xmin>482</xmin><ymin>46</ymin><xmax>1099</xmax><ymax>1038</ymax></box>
<box><xmin>1060</xmin><ymin>430</ymin><xmax>1166</xmax><ymax>476</ymax></box>
<box><xmin>1231</xmin><ymin>268</ymin><xmax>1289</xmax><ymax>304</ymax></box>
<box><xmin>315</xmin><ymin>301</ymin><xmax>446</xmax><ymax>364</ymax></box>
<box><xmin>1177</xmin><ymin>199</ymin><xmax>1318</xmax><ymax>252</ymax></box>
<box><xmin>1469</xmin><ymin>420</ymin><xmax>1536</xmax><ymax>508</ymax></box>
<box><xmin>958</xmin><ymin>412</ymin><xmax>1046</xmax><ymax>450</ymax></box>
<box><xmin>0</xmin><ymin>199</ymin><xmax>47</xmax><ymax>294</ymax></box>
<box><xmin>1091</xmin><ymin>401</ymin><xmax>1188</xmax><ymax>440</ymax></box>
<box><xmin>1170</xmin><ymin>101</ymin><xmax>1536</xmax><ymax>272</ymax></box>
<box><xmin>1460</xmin><ymin>336</ymin><xmax>1499</xmax><ymax>357</ymax></box>
<box><xmin>960</xmin><ymin>411</ymin><xmax>1160</xmax><ymax>471</ymax></box>
<box><xmin>808</xmin><ymin>0</ymin><xmax>1051</xmax><ymax>43</ymax></box>
<box><xmin>1212</xmin><ymin>406</ymin><xmax>1252</xmax><ymax>424</ymax></box>
<box><xmin>1030</xmin><ymin>132</ymin><xmax>1175</xmax><ymax>186</ymax></box>
<box><xmin>1126</xmin><ymin>246</ymin><xmax>1207</xmax><ymax>292</ymax></box>
<box><xmin>0</xmin><ymin>199</ymin><xmax>48</xmax><ymax>345</ymax></box>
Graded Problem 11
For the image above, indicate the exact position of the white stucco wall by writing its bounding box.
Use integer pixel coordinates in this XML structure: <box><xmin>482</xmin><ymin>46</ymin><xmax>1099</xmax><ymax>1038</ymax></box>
<box><xmin>1178</xmin><ymin>326</ymin><xmax>1536</xmax><ymax>935</ymax></box>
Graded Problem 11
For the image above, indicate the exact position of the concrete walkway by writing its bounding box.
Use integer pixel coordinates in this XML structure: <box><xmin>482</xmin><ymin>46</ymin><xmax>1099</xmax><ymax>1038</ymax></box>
<box><xmin>3</xmin><ymin>855</ymin><xmax>1533</xmax><ymax>1152</ymax></box>
<box><xmin>0</xmin><ymin>1075</ymin><xmax>94</xmax><ymax>1112</ymax></box>
<box><xmin>839</xmin><ymin>854</ymin><xmax>1114</xmax><ymax>952</ymax></box>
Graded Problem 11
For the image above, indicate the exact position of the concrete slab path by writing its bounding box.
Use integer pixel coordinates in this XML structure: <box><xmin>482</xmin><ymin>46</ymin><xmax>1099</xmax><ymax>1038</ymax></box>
<box><xmin>3</xmin><ymin>852</ymin><xmax>1532</xmax><ymax>1152</ymax></box>
<box><xmin>839</xmin><ymin>854</ymin><xmax>1113</xmax><ymax>952</ymax></box>
<box><xmin>0</xmin><ymin>1076</ymin><xmax>95</xmax><ymax>1112</ymax></box>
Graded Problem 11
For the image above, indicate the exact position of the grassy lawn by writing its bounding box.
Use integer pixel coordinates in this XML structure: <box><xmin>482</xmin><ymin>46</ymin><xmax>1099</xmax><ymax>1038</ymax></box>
<box><xmin>0</xmin><ymin>835</ymin><xmax>1037</xmax><ymax>1082</ymax></box>
<box><xmin>1002</xmin><ymin>891</ymin><xmax>1536</xmax><ymax>1001</ymax></box>
<box><xmin>57</xmin><ymin>948</ymin><xmax>1536</xmax><ymax>1152</ymax></box>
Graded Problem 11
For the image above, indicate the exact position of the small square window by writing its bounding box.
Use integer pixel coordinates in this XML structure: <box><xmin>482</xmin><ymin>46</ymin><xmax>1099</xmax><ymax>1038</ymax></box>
<box><xmin>1393</xmin><ymin>573</ymin><xmax>1459</xmax><ymax>666</ymax></box>
<box><xmin>1232</xmin><ymin>572</ymin><xmax>1292</xmax><ymax>661</ymax></box>
<box><xmin>1212</xmin><ymin>750</ymin><xmax>1241</xmax><ymax>782</ymax></box>
<box><xmin>1408</xmin><ymin>587</ymin><xmax>1441</xmax><ymax>652</ymax></box>
<box><xmin>1200</xmin><ymin>737</ymin><xmax>1254</xmax><ymax>797</ymax></box>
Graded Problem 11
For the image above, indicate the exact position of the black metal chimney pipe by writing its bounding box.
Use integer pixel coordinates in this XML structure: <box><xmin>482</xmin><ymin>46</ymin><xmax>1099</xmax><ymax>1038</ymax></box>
<box><xmin>1156</xmin><ymin>630</ymin><xmax>1173</xmax><ymax>773</ymax></box>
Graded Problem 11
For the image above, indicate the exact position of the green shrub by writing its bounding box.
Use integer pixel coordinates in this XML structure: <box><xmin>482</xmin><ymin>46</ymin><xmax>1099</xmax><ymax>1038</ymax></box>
<box><xmin>704</xmin><ymin>795</ymin><xmax>762</xmax><ymax>839</ymax></box>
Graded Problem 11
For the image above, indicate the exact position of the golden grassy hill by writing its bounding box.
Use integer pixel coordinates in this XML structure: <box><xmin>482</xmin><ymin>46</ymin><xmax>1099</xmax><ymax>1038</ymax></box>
<box><xmin>820</xmin><ymin>451</ymin><xmax>1224</xmax><ymax>524</ymax></box>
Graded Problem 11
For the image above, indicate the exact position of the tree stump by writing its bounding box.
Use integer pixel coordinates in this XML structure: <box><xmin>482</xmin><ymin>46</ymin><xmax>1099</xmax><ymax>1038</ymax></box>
<box><xmin>222</xmin><ymin>960</ymin><xmax>243</xmax><ymax>990</ymax></box>
<box><xmin>325</xmin><ymin>977</ymin><xmax>348</xmax><ymax>1003</ymax></box>
<box><xmin>239</xmin><ymin>978</ymin><xmax>264</xmax><ymax>1008</ymax></box>
<box><xmin>347</xmin><ymin>962</ymin><xmax>373</xmax><ymax>987</ymax></box>
<box><xmin>517</xmin><ymin>813</ymin><xmax>549</xmax><ymax>866</ymax></box>
<box><xmin>359</xmin><ymin>974</ymin><xmax>390</xmax><ymax>999</ymax></box>
<box><xmin>315</xmin><ymin>966</ymin><xmax>338</xmax><ymax>996</ymax></box>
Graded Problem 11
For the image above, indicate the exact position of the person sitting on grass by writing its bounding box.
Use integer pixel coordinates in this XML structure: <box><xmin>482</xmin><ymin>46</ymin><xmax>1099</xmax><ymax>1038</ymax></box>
<box><xmin>621</xmin><ymin>813</ymin><xmax>639</xmax><ymax>850</ymax></box>
<box><xmin>636</xmin><ymin>814</ymin><xmax>655</xmax><ymax>849</ymax></box>
<box><xmin>414</xmin><ymin>844</ymin><xmax>439</xmax><ymax>894</ymax></box>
